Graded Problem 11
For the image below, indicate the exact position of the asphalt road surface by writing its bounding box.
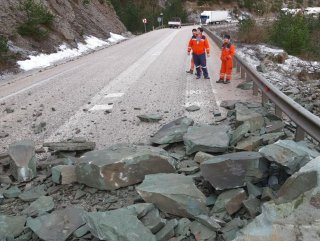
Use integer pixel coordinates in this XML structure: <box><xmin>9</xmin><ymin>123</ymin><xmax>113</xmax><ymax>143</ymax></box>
<box><xmin>0</xmin><ymin>27</ymin><xmax>257</xmax><ymax>151</ymax></box>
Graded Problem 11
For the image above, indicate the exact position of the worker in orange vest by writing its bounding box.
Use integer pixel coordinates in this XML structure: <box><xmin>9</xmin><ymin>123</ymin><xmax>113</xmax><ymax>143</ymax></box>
<box><xmin>187</xmin><ymin>27</ymin><xmax>210</xmax><ymax>79</ymax></box>
<box><xmin>186</xmin><ymin>29</ymin><xmax>197</xmax><ymax>74</ymax></box>
<box><xmin>216</xmin><ymin>34</ymin><xmax>235</xmax><ymax>84</ymax></box>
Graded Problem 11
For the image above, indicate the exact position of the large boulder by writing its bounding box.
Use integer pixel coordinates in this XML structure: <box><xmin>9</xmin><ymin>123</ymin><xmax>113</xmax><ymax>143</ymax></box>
<box><xmin>201</xmin><ymin>152</ymin><xmax>269</xmax><ymax>190</ymax></box>
<box><xmin>76</xmin><ymin>144</ymin><xmax>176</xmax><ymax>190</ymax></box>
<box><xmin>259</xmin><ymin>140</ymin><xmax>319</xmax><ymax>175</ymax></box>
<box><xmin>136</xmin><ymin>173</ymin><xmax>208</xmax><ymax>218</ymax></box>
<box><xmin>8</xmin><ymin>140</ymin><xmax>37</xmax><ymax>182</ymax></box>
<box><xmin>84</xmin><ymin>209</ymin><xmax>156</xmax><ymax>241</ymax></box>
<box><xmin>276</xmin><ymin>156</ymin><xmax>320</xmax><ymax>204</ymax></box>
<box><xmin>235</xmin><ymin>104</ymin><xmax>265</xmax><ymax>132</ymax></box>
<box><xmin>183</xmin><ymin>125</ymin><xmax>230</xmax><ymax>155</ymax></box>
<box><xmin>27</xmin><ymin>207</ymin><xmax>85</xmax><ymax>241</ymax></box>
<box><xmin>0</xmin><ymin>215</ymin><xmax>26</xmax><ymax>238</ymax></box>
<box><xmin>234</xmin><ymin>156</ymin><xmax>320</xmax><ymax>241</ymax></box>
<box><xmin>151</xmin><ymin>117</ymin><xmax>194</xmax><ymax>144</ymax></box>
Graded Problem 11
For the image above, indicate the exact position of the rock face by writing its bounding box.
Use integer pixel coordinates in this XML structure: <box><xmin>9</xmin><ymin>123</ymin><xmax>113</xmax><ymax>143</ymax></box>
<box><xmin>84</xmin><ymin>209</ymin><xmax>156</xmax><ymax>241</ymax></box>
<box><xmin>201</xmin><ymin>152</ymin><xmax>269</xmax><ymax>190</ymax></box>
<box><xmin>76</xmin><ymin>144</ymin><xmax>176</xmax><ymax>190</ymax></box>
<box><xmin>136</xmin><ymin>173</ymin><xmax>208</xmax><ymax>218</ymax></box>
<box><xmin>183</xmin><ymin>125</ymin><xmax>230</xmax><ymax>155</ymax></box>
<box><xmin>151</xmin><ymin>117</ymin><xmax>194</xmax><ymax>144</ymax></box>
<box><xmin>8</xmin><ymin>140</ymin><xmax>37</xmax><ymax>182</ymax></box>
<box><xmin>0</xmin><ymin>0</ymin><xmax>126</xmax><ymax>53</ymax></box>
<box><xmin>27</xmin><ymin>207</ymin><xmax>85</xmax><ymax>241</ymax></box>
<box><xmin>259</xmin><ymin>140</ymin><xmax>319</xmax><ymax>174</ymax></box>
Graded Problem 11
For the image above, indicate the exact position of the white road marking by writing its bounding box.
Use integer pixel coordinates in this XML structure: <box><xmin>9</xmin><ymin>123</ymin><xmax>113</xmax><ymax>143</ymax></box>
<box><xmin>90</xmin><ymin>105</ymin><xmax>113</xmax><ymax>111</ymax></box>
<box><xmin>0</xmin><ymin>63</ymin><xmax>87</xmax><ymax>102</ymax></box>
<box><xmin>104</xmin><ymin>93</ymin><xmax>124</xmax><ymax>98</ymax></box>
<box><xmin>47</xmin><ymin>29</ymin><xmax>181</xmax><ymax>140</ymax></box>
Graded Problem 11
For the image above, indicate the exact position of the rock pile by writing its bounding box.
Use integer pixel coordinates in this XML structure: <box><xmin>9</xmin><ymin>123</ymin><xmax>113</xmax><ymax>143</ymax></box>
<box><xmin>0</xmin><ymin>101</ymin><xmax>319</xmax><ymax>241</ymax></box>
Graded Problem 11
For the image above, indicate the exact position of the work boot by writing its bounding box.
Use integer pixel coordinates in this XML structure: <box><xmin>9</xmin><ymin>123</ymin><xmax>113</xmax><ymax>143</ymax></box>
<box><xmin>216</xmin><ymin>79</ymin><xmax>224</xmax><ymax>83</ymax></box>
<box><xmin>196</xmin><ymin>75</ymin><xmax>201</xmax><ymax>79</ymax></box>
<box><xmin>186</xmin><ymin>70</ymin><xmax>193</xmax><ymax>74</ymax></box>
<box><xmin>224</xmin><ymin>80</ymin><xmax>231</xmax><ymax>84</ymax></box>
<box><xmin>204</xmin><ymin>76</ymin><xmax>210</xmax><ymax>80</ymax></box>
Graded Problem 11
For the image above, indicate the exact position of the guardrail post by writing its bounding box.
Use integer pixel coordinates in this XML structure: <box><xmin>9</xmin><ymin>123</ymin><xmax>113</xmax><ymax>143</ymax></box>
<box><xmin>240</xmin><ymin>67</ymin><xmax>246</xmax><ymax>80</ymax></box>
<box><xmin>295</xmin><ymin>126</ymin><xmax>305</xmax><ymax>141</ymax></box>
<box><xmin>236</xmin><ymin>61</ymin><xmax>240</xmax><ymax>73</ymax></box>
<box><xmin>275</xmin><ymin>105</ymin><xmax>282</xmax><ymax>118</ymax></box>
<box><xmin>262</xmin><ymin>92</ymin><xmax>268</xmax><ymax>106</ymax></box>
<box><xmin>252</xmin><ymin>81</ymin><xmax>258</xmax><ymax>96</ymax></box>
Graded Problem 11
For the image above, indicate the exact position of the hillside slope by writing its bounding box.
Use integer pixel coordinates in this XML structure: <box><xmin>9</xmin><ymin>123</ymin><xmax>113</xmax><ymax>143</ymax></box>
<box><xmin>0</xmin><ymin>0</ymin><xmax>126</xmax><ymax>53</ymax></box>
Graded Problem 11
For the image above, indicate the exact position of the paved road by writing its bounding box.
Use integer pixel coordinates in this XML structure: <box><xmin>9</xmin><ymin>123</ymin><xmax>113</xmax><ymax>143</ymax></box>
<box><xmin>0</xmin><ymin>27</ymin><xmax>257</xmax><ymax>151</ymax></box>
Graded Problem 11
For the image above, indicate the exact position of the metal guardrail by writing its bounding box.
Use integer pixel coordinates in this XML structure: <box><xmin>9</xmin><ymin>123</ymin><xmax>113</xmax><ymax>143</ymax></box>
<box><xmin>204</xmin><ymin>27</ymin><xmax>320</xmax><ymax>143</ymax></box>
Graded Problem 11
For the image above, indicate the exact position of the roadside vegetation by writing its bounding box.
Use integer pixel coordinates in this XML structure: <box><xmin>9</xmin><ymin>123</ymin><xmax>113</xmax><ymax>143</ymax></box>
<box><xmin>237</xmin><ymin>13</ymin><xmax>320</xmax><ymax>60</ymax></box>
<box><xmin>110</xmin><ymin>0</ymin><xmax>187</xmax><ymax>33</ymax></box>
<box><xmin>17</xmin><ymin>0</ymin><xmax>54</xmax><ymax>40</ymax></box>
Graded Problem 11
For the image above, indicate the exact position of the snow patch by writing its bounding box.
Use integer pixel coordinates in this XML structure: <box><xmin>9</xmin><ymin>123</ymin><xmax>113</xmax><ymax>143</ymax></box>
<box><xmin>17</xmin><ymin>33</ymin><xmax>126</xmax><ymax>71</ymax></box>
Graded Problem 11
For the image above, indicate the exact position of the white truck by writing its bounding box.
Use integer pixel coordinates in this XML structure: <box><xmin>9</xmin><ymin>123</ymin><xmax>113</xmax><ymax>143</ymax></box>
<box><xmin>200</xmin><ymin>11</ymin><xmax>231</xmax><ymax>25</ymax></box>
<box><xmin>168</xmin><ymin>17</ymin><xmax>181</xmax><ymax>28</ymax></box>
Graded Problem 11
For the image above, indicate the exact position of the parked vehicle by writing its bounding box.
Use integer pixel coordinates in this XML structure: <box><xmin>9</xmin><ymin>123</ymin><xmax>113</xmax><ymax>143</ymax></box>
<box><xmin>200</xmin><ymin>11</ymin><xmax>232</xmax><ymax>25</ymax></box>
<box><xmin>168</xmin><ymin>17</ymin><xmax>181</xmax><ymax>28</ymax></box>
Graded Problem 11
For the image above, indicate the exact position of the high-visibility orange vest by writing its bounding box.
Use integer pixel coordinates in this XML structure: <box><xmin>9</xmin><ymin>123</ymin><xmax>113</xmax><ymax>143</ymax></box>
<box><xmin>221</xmin><ymin>43</ymin><xmax>235</xmax><ymax>61</ymax></box>
<box><xmin>188</xmin><ymin>35</ymin><xmax>210</xmax><ymax>55</ymax></box>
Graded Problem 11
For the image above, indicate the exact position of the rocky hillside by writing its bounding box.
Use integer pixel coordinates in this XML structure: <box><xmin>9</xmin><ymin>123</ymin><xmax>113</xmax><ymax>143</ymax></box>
<box><xmin>0</xmin><ymin>0</ymin><xmax>126</xmax><ymax>54</ymax></box>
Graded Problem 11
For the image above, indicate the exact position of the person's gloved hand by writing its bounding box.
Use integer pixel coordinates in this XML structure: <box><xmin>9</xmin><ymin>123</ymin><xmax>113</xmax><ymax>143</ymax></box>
<box><xmin>207</xmin><ymin>53</ymin><xmax>210</xmax><ymax>58</ymax></box>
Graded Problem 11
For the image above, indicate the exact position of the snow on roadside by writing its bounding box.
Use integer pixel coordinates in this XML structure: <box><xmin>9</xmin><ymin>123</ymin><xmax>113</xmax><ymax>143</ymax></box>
<box><xmin>17</xmin><ymin>33</ymin><xmax>126</xmax><ymax>71</ymax></box>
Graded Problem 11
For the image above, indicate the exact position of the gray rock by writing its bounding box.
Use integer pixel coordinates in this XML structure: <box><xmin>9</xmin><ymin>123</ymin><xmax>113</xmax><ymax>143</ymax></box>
<box><xmin>127</xmin><ymin>203</ymin><xmax>156</xmax><ymax>218</ymax></box>
<box><xmin>19</xmin><ymin>185</ymin><xmax>46</xmax><ymax>202</ymax></box>
<box><xmin>259</xmin><ymin>140</ymin><xmax>319</xmax><ymax>174</ymax></box>
<box><xmin>265</xmin><ymin>121</ymin><xmax>285</xmax><ymax>133</ymax></box>
<box><xmin>243</xmin><ymin>195</ymin><xmax>261</xmax><ymax>218</ymax></box>
<box><xmin>175</xmin><ymin>218</ymin><xmax>191</xmax><ymax>236</ymax></box>
<box><xmin>22</xmin><ymin>196</ymin><xmax>54</xmax><ymax>216</ymax></box>
<box><xmin>137</xmin><ymin>114</ymin><xmax>162</xmax><ymax>122</ymax></box>
<box><xmin>0</xmin><ymin>175</ymin><xmax>12</xmax><ymax>184</ymax></box>
<box><xmin>15</xmin><ymin>231</ymin><xmax>32</xmax><ymax>241</ymax></box>
<box><xmin>235</xmin><ymin>135</ymin><xmax>263</xmax><ymax>151</ymax></box>
<box><xmin>237</xmin><ymin>81</ymin><xmax>253</xmax><ymax>90</ymax></box>
<box><xmin>3</xmin><ymin>186</ymin><xmax>21</xmax><ymax>198</ymax></box>
<box><xmin>27</xmin><ymin>207</ymin><xmax>85</xmax><ymax>241</ymax></box>
<box><xmin>155</xmin><ymin>219</ymin><xmax>178</xmax><ymax>241</ymax></box>
<box><xmin>220</xmin><ymin>100</ymin><xmax>240</xmax><ymax>110</ymax></box>
<box><xmin>43</xmin><ymin>140</ymin><xmax>96</xmax><ymax>152</ymax></box>
<box><xmin>190</xmin><ymin>221</ymin><xmax>216</xmax><ymax>241</ymax></box>
<box><xmin>221</xmin><ymin>218</ymin><xmax>247</xmax><ymax>241</ymax></box>
<box><xmin>8</xmin><ymin>140</ymin><xmax>37</xmax><ymax>182</ymax></box>
<box><xmin>0</xmin><ymin>131</ymin><xmax>9</xmax><ymax>138</ymax></box>
<box><xmin>195</xmin><ymin>215</ymin><xmax>221</xmax><ymax>231</ymax></box>
<box><xmin>84</xmin><ymin>209</ymin><xmax>156</xmax><ymax>241</ymax></box>
<box><xmin>73</xmin><ymin>225</ymin><xmax>90</xmax><ymax>238</ymax></box>
<box><xmin>141</xmin><ymin>207</ymin><xmax>166</xmax><ymax>233</ymax></box>
<box><xmin>186</xmin><ymin>105</ymin><xmax>200</xmax><ymax>112</ymax></box>
<box><xmin>0</xmin><ymin>193</ymin><xmax>4</xmax><ymax>204</ymax></box>
<box><xmin>246</xmin><ymin>182</ymin><xmax>262</xmax><ymax>198</ymax></box>
<box><xmin>236</xmin><ymin>105</ymin><xmax>265</xmax><ymax>132</ymax></box>
<box><xmin>136</xmin><ymin>173</ymin><xmax>208</xmax><ymax>218</ymax></box>
<box><xmin>256</xmin><ymin>63</ymin><xmax>267</xmax><ymax>73</ymax></box>
<box><xmin>201</xmin><ymin>152</ymin><xmax>269</xmax><ymax>190</ymax></box>
<box><xmin>230</xmin><ymin>122</ymin><xmax>251</xmax><ymax>146</ymax></box>
<box><xmin>194</xmin><ymin>152</ymin><xmax>215</xmax><ymax>164</ymax></box>
<box><xmin>276</xmin><ymin>156</ymin><xmax>320</xmax><ymax>204</ymax></box>
<box><xmin>183</xmin><ymin>125</ymin><xmax>230</xmax><ymax>155</ymax></box>
<box><xmin>0</xmin><ymin>215</ymin><xmax>26</xmax><ymax>238</ymax></box>
<box><xmin>212</xmin><ymin>188</ymin><xmax>247</xmax><ymax>215</ymax></box>
<box><xmin>261</xmin><ymin>187</ymin><xmax>276</xmax><ymax>201</ymax></box>
<box><xmin>76</xmin><ymin>144</ymin><xmax>176</xmax><ymax>190</ymax></box>
<box><xmin>261</xmin><ymin>132</ymin><xmax>285</xmax><ymax>144</ymax></box>
<box><xmin>206</xmin><ymin>195</ymin><xmax>217</xmax><ymax>207</ymax></box>
<box><xmin>178</xmin><ymin>166</ymin><xmax>200</xmax><ymax>175</ymax></box>
<box><xmin>52</xmin><ymin>165</ymin><xmax>77</xmax><ymax>184</ymax></box>
<box><xmin>151</xmin><ymin>117</ymin><xmax>194</xmax><ymax>144</ymax></box>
